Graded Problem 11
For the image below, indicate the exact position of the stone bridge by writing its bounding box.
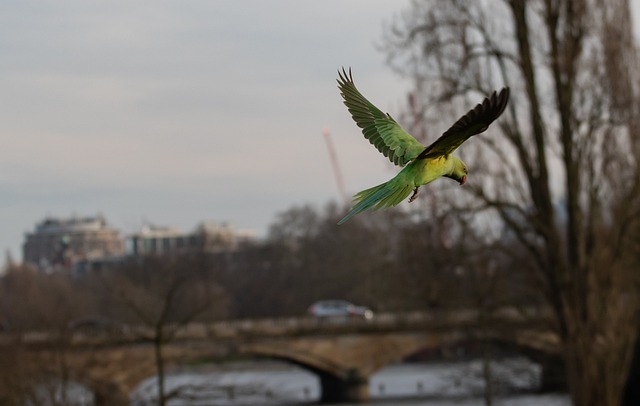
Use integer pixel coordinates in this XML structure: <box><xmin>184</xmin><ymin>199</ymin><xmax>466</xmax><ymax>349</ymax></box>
<box><xmin>2</xmin><ymin>308</ymin><xmax>560</xmax><ymax>404</ymax></box>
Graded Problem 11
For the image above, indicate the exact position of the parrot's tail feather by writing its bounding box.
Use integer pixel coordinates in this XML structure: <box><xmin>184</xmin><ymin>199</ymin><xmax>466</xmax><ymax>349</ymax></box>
<box><xmin>338</xmin><ymin>178</ymin><xmax>414</xmax><ymax>224</ymax></box>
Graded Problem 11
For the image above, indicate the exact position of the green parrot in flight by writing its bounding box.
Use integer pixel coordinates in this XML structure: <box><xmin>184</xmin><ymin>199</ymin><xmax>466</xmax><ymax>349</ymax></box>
<box><xmin>337</xmin><ymin>68</ymin><xmax>510</xmax><ymax>224</ymax></box>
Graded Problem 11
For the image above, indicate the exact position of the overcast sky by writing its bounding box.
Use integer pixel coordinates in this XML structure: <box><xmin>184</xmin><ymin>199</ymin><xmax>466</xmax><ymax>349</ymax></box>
<box><xmin>1</xmin><ymin>1</ymin><xmax>416</xmax><ymax>260</ymax></box>
<box><xmin>2</xmin><ymin>1</ymin><xmax>639</xmax><ymax>262</ymax></box>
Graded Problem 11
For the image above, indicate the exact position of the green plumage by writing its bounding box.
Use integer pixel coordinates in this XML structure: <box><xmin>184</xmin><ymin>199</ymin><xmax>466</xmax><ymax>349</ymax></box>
<box><xmin>337</xmin><ymin>69</ymin><xmax>425</xmax><ymax>166</ymax></box>
<box><xmin>337</xmin><ymin>68</ymin><xmax>510</xmax><ymax>224</ymax></box>
<box><xmin>337</xmin><ymin>173</ymin><xmax>414</xmax><ymax>225</ymax></box>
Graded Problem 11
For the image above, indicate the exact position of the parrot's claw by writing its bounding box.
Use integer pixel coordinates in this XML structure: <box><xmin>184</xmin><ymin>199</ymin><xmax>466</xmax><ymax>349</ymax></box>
<box><xmin>409</xmin><ymin>187</ymin><xmax>420</xmax><ymax>203</ymax></box>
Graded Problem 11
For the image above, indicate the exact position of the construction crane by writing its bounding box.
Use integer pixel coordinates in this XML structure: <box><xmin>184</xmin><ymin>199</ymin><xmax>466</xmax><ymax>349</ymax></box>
<box><xmin>322</xmin><ymin>127</ymin><xmax>348</xmax><ymax>203</ymax></box>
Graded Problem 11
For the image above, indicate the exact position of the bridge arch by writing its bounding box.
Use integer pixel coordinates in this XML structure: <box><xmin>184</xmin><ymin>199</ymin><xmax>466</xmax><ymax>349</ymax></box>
<box><xmin>238</xmin><ymin>330</ymin><xmax>561</xmax><ymax>403</ymax></box>
<box><xmin>240</xmin><ymin>347</ymin><xmax>369</xmax><ymax>402</ymax></box>
<box><xmin>238</xmin><ymin>332</ymin><xmax>465</xmax><ymax>402</ymax></box>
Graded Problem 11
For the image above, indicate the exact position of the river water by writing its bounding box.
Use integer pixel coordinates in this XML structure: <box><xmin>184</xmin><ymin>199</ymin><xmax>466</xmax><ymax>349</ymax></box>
<box><xmin>129</xmin><ymin>358</ymin><xmax>570</xmax><ymax>406</ymax></box>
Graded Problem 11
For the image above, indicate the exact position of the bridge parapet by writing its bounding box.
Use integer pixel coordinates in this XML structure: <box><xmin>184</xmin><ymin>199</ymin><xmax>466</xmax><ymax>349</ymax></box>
<box><xmin>1</xmin><ymin>306</ymin><xmax>556</xmax><ymax>351</ymax></box>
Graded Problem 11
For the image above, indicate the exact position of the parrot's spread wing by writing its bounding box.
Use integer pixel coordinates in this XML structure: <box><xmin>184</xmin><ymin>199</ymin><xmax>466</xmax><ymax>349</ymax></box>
<box><xmin>418</xmin><ymin>87</ymin><xmax>510</xmax><ymax>160</ymax></box>
<box><xmin>338</xmin><ymin>68</ymin><xmax>426</xmax><ymax>166</ymax></box>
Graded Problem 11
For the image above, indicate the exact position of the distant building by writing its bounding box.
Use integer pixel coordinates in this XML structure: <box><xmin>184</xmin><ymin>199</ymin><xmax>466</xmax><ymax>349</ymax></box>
<box><xmin>129</xmin><ymin>221</ymin><xmax>255</xmax><ymax>257</ymax></box>
<box><xmin>23</xmin><ymin>215</ymin><xmax>125</xmax><ymax>271</ymax></box>
<box><xmin>72</xmin><ymin>254</ymin><xmax>128</xmax><ymax>276</ymax></box>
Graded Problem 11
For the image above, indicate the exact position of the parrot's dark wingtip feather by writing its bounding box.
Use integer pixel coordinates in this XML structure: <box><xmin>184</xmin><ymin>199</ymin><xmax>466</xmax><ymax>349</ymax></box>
<box><xmin>337</xmin><ymin>67</ymin><xmax>356</xmax><ymax>88</ymax></box>
<box><xmin>337</xmin><ymin>67</ymin><xmax>352</xmax><ymax>84</ymax></box>
<box><xmin>484</xmin><ymin>87</ymin><xmax>510</xmax><ymax>120</ymax></box>
<box><xmin>495</xmin><ymin>87</ymin><xmax>510</xmax><ymax>116</ymax></box>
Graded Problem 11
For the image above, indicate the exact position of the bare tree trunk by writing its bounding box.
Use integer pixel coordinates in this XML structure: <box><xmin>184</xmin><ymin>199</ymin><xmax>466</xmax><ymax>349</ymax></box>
<box><xmin>507</xmin><ymin>0</ymin><xmax>567</xmax><ymax>337</ymax></box>
<box><xmin>564</xmin><ymin>327</ymin><xmax>637</xmax><ymax>406</ymax></box>
<box><xmin>154</xmin><ymin>325</ymin><xmax>166</xmax><ymax>406</ymax></box>
<box><xmin>482</xmin><ymin>345</ymin><xmax>493</xmax><ymax>406</ymax></box>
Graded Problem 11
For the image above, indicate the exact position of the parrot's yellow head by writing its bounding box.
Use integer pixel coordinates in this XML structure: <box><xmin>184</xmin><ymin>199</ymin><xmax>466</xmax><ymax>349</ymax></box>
<box><xmin>445</xmin><ymin>156</ymin><xmax>468</xmax><ymax>185</ymax></box>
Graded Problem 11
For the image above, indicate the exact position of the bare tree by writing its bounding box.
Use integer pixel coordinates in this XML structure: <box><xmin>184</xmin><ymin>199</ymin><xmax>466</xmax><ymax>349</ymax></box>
<box><xmin>0</xmin><ymin>264</ymin><xmax>98</xmax><ymax>404</ymax></box>
<box><xmin>104</xmin><ymin>255</ymin><xmax>228</xmax><ymax>406</ymax></box>
<box><xmin>383</xmin><ymin>1</ymin><xmax>640</xmax><ymax>405</ymax></box>
<box><xmin>224</xmin><ymin>201</ymin><xmax>535</xmax><ymax>318</ymax></box>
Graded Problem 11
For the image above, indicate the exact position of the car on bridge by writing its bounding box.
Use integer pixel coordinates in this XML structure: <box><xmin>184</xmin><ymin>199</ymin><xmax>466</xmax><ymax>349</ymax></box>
<box><xmin>307</xmin><ymin>300</ymin><xmax>374</xmax><ymax>320</ymax></box>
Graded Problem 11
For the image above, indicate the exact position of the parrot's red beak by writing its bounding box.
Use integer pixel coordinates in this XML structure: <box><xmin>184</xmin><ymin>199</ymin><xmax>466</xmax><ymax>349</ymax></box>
<box><xmin>459</xmin><ymin>175</ymin><xmax>467</xmax><ymax>186</ymax></box>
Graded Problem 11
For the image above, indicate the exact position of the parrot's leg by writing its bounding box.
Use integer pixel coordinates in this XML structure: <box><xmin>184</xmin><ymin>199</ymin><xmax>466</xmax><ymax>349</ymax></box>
<box><xmin>409</xmin><ymin>187</ymin><xmax>420</xmax><ymax>203</ymax></box>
